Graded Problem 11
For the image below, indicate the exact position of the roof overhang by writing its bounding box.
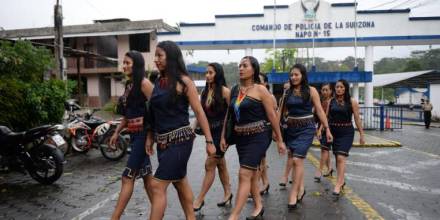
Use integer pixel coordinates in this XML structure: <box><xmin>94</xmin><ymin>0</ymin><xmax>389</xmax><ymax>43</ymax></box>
<box><xmin>373</xmin><ymin>70</ymin><xmax>440</xmax><ymax>88</ymax></box>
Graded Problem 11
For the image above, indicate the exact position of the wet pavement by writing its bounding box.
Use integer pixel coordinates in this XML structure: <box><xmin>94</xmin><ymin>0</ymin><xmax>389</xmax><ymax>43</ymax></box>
<box><xmin>0</xmin><ymin>124</ymin><xmax>439</xmax><ymax>220</ymax></box>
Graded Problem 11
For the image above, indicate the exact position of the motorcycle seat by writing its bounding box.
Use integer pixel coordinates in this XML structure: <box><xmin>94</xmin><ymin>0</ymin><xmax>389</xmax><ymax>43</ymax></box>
<box><xmin>25</xmin><ymin>125</ymin><xmax>52</xmax><ymax>138</ymax></box>
<box><xmin>0</xmin><ymin>126</ymin><xmax>25</xmax><ymax>145</ymax></box>
<box><xmin>83</xmin><ymin>120</ymin><xmax>105</xmax><ymax>129</ymax></box>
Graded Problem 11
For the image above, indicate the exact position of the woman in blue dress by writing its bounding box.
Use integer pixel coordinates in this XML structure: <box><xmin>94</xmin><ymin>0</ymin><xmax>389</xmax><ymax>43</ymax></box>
<box><xmin>328</xmin><ymin>79</ymin><xmax>365</xmax><ymax>197</ymax></box>
<box><xmin>280</xmin><ymin>64</ymin><xmax>332</xmax><ymax>210</ymax></box>
<box><xmin>221</xmin><ymin>56</ymin><xmax>286</xmax><ymax>220</ymax></box>
<box><xmin>147</xmin><ymin>41</ymin><xmax>216</xmax><ymax>220</ymax></box>
<box><xmin>192</xmin><ymin>62</ymin><xmax>233</xmax><ymax>211</ymax></box>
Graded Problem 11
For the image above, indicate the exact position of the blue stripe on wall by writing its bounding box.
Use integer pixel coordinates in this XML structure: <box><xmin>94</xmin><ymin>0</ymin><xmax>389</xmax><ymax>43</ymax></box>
<box><xmin>172</xmin><ymin>35</ymin><xmax>440</xmax><ymax>46</ymax></box>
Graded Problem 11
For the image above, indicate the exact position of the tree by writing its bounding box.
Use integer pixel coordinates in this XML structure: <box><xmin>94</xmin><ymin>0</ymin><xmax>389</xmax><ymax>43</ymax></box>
<box><xmin>0</xmin><ymin>40</ymin><xmax>68</xmax><ymax>130</ymax></box>
<box><xmin>0</xmin><ymin>40</ymin><xmax>54</xmax><ymax>82</ymax></box>
<box><xmin>403</xmin><ymin>59</ymin><xmax>422</xmax><ymax>72</ymax></box>
<box><xmin>419</xmin><ymin>48</ymin><xmax>440</xmax><ymax>70</ymax></box>
<box><xmin>261</xmin><ymin>48</ymin><xmax>297</xmax><ymax>73</ymax></box>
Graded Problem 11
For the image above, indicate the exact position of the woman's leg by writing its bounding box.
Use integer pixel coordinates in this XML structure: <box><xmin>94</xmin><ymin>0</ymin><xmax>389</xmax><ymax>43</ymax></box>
<box><xmin>142</xmin><ymin>175</ymin><xmax>153</xmax><ymax>202</ymax></box>
<box><xmin>250</xmin><ymin>169</ymin><xmax>264</xmax><ymax>216</ymax></box>
<box><xmin>260</xmin><ymin>158</ymin><xmax>269</xmax><ymax>190</ymax></box>
<box><xmin>111</xmin><ymin>176</ymin><xmax>135</xmax><ymax>220</ymax></box>
<box><xmin>193</xmin><ymin>157</ymin><xmax>218</xmax><ymax>208</ymax></box>
<box><xmin>217</xmin><ymin>157</ymin><xmax>232</xmax><ymax>200</ymax></box>
<box><xmin>288</xmin><ymin>158</ymin><xmax>304</xmax><ymax>205</ymax></box>
<box><xmin>280</xmin><ymin>155</ymin><xmax>293</xmax><ymax>185</ymax></box>
<box><xmin>324</xmin><ymin>150</ymin><xmax>332</xmax><ymax>173</ymax></box>
<box><xmin>315</xmin><ymin>149</ymin><xmax>325</xmax><ymax>178</ymax></box>
<box><xmin>334</xmin><ymin>154</ymin><xmax>347</xmax><ymax>193</ymax></box>
<box><xmin>173</xmin><ymin>177</ymin><xmax>196</xmax><ymax>220</ymax></box>
<box><xmin>228</xmin><ymin>167</ymin><xmax>255</xmax><ymax>220</ymax></box>
<box><xmin>149</xmin><ymin>178</ymin><xmax>170</xmax><ymax>220</ymax></box>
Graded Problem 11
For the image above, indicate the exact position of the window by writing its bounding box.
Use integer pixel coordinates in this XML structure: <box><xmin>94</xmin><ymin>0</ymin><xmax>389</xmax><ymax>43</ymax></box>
<box><xmin>129</xmin><ymin>33</ymin><xmax>150</xmax><ymax>52</ymax></box>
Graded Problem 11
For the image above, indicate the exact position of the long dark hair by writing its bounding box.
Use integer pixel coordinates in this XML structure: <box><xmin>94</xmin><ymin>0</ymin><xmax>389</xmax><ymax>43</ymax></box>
<box><xmin>289</xmin><ymin>63</ymin><xmax>310</xmax><ymax>102</ymax></box>
<box><xmin>336</xmin><ymin>79</ymin><xmax>351</xmax><ymax>104</ymax></box>
<box><xmin>156</xmin><ymin>41</ymin><xmax>189</xmax><ymax>103</ymax></box>
<box><xmin>201</xmin><ymin>62</ymin><xmax>227</xmax><ymax>112</ymax></box>
<box><xmin>259</xmin><ymin>73</ymin><xmax>269</xmax><ymax>90</ymax></box>
<box><xmin>125</xmin><ymin>50</ymin><xmax>146</xmax><ymax>104</ymax></box>
<box><xmin>242</xmin><ymin>56</ymin><xmax>261</xmax><ymax>84</ymax></box>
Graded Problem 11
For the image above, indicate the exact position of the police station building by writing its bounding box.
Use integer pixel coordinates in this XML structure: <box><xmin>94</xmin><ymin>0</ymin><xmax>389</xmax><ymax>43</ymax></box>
<box><xmin>158</xmin><ymin>0</ymin><xmax>440</xmax><ymax>107</ymax></box>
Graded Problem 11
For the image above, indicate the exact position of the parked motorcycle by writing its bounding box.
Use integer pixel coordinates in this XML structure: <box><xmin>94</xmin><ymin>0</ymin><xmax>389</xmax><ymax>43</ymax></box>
<box><xmin>65</xmin><ymin>106</ymin><xmax>128</xmax><ymax>161</ymax></box>
<box><xmin>0</xmin><ymin>125</ymin><xmax>65</xmax><ymax>185</ymax></box>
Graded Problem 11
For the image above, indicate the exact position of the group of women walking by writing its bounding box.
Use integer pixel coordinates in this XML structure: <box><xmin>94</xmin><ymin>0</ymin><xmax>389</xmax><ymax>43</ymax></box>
<box><xmin>109</xmin><ymin>40</ymin><xmax>365</xmax><ymax>220</ymax></box>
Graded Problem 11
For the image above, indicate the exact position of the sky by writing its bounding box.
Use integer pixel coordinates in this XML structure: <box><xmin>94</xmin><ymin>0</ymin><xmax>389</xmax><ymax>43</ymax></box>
<box><xmin>1</xmin><ymin>0</ymin><xmax>440</xmax><ymax>64</ymax></box>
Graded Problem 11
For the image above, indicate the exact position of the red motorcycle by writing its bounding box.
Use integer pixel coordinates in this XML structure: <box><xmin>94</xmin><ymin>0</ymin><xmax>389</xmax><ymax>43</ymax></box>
<box><xmin>66</xmin><ymin>109</ymin><xmax>128</xmax><ymax>161</ymax></box>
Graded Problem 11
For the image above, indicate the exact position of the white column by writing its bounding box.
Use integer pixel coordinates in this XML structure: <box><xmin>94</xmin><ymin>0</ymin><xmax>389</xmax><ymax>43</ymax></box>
<box><xmin>364</xmin><ymin>46</ymin><xmax>374</xmax><ymax>107</ymax></box>
<box><xmin>352</xmin><ymin>83</ymin><xmax>359</xmax><ymax>101</ymax></box>
<box><xmin>245</xmin><ymin>48</ymin><xmax>253</xmax><ymax>56</ymax></box>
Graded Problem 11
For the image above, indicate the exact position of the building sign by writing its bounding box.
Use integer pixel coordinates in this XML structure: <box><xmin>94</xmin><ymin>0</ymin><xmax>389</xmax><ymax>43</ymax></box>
<box><xmin>251</xmin><ymin>0</ymin><xmax>375</xmax><ymax>38</ymax></box>
<box><xmin>251</xmin><ymin>21</ymin><xmax>375</xmax><ymax>38</ymax></box>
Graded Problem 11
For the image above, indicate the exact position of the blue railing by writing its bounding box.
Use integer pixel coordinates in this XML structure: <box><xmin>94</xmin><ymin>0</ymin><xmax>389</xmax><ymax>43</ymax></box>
<box><xmin>360</xmin><ymin>106</ymin><xmax>403</xmax><ymax>130</ymax></box>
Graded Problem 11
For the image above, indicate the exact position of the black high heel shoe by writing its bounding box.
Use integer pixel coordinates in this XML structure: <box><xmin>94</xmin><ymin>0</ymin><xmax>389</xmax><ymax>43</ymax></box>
<box><xmin>314</xmin><ymin>176</ymin><xmax>321</xmax><ymax>182</ymax></box>
<box><xmin>260</xmin><ymin>184</ymin><xmax>270</xmax><ymax>195</ymax></box>
<box><xmin>246</xmin><ymin>207</ymin><xmax>264</xmax><ymax>220</ymax></box>
<box><xmin>332</xmin><ymin>182</ymin><xmax>346</xmax><ymax>197</ymax></box>
<box><xmin>217</xmin><ymin>194</ymin><xmax>233</xmax><ymax>207</ymax></box>
<box><xmin>193</xmin><ymin>200</ymin><xmax>205</xmax><ymax>212</ymax></box>
<box><xmin>323</xmin><ymin>168</ymin><xmax>334</xmax><ymax>177</ymax></box>
<box><xmin>297</xmin><ymin>190</ymin><xmax>306</xmax><ymax>203</ymax></box>
<box><xmin>287</xmin><ymin>202</ymin><xmax>297</xmax><ymax>210</ymax></box>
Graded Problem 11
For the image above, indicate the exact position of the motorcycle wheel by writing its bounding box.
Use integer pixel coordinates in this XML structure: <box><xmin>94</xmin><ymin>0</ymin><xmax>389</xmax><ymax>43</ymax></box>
<box><xmin>28</xmin><ymin>144</ymin><xmax>64</xmax><ymax>185</ymax></box>
<box><xmin>70</xmin><ymin>129</ymin><xmax>89</xmax><ymax>153</ymax></box>
<box><xmin>100</xmin><ymin>133</ymin><xmax>128</xmax><ymax>161</ymax></box>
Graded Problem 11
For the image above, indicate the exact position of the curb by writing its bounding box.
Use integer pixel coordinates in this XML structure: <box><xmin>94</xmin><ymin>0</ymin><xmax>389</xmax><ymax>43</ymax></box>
<box><xmin>312</xmin><ymin>140</ymin><xmax>402</xmax><ymax>148</ymax></box>
<box><xmin>403</xmin><ymin>122</ymin><xmax>440</xmax><ymax>128</ymax></box>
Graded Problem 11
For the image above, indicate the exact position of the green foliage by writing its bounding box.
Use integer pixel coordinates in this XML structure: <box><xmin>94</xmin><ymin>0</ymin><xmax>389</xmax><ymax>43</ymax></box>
<box><xmin>0</xmin><ymin>40</ymin><xmax>54</xmax><ymax>82</ymax></box>
<box><xmin>102</xmin><ymin>101</ymin><xmax>117</xmax><ymax>114</ymax></box>
<box><xmin>0</xmin><ymin>40</ymin><xmax>67</xmax><ymax>130</ymax></box>
<box><xmin>261</xmin><ymin>48</ymin><xmax>297</xmax><ymax>73</ymax></box>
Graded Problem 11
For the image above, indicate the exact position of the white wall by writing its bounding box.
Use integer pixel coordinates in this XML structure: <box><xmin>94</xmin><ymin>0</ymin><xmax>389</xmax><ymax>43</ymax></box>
<box><xmin>111</xmin><ymin>78</ymin><xmax>125</xmax><ymax>97</ymax></box>
<box><xmin>396</xmin><ymin>91</ymin><xmax>424</xmax><ymax>105</ymax></box>
<box><xmin>159</xmin><ymin>0</ymin><xmax>440</xmax><ymax>49</ymax></box>
<box><xmin>429</xmin><ymin>84</ymin><xmax>440</xmax><ymax>118</ymax></box>
<box><xmin>87</xmin><ymin>75</ymin><xmax>100</xmax><ymax>96</ymax></box>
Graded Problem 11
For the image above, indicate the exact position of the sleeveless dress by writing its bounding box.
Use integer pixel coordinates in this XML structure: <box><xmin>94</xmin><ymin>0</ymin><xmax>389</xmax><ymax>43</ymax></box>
<box><xmin>284</xmin><ymin>91</ymin><xmax>316</xmax><ymax>158</ymax></box>
<box><xmin>319</xmin><ymin>99</ymin><xmax>332</xmax><ymax>151</ymax></box>
<box><xmin>202</xmin><ymin>93</ymin><xmax>227</xmax><ymax>158</ymax></box>
<box><xmin>150</xmin><ymin>78</ymin><xmax>195</xmax><ymax>181</ymax></box>
<box><xmin>121</xmin><ymin>81</ymin><xmax>152</xmax><ymax>179</ymax></box>
<box><xmin>230</xmin><ymin>86</ymin><xmax>271</xmax><ymax>170</ymax></box>
<box><xmin>328</xmin><ymin>98</ymin><xmax>355</xmax><ymax>157</ymax></box>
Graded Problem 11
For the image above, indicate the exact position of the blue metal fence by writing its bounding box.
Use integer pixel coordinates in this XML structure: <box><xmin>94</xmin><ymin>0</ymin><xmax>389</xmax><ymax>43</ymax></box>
<box><xmin>360</xmin><ymin>106</ymin><xmax>403</xmax><ymax>130</ymax></box>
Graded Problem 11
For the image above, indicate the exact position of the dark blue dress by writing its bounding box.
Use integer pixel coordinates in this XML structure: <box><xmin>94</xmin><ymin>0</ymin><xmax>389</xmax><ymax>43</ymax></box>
<box><xmin>202</xmin><ymin>96</ymin><xmax>227</xmax><ymax>158</ymax></box>
<box><xmin>150</xmin><ymin>78</ymin><xmax>195</xmax><ymax>181</ymax></box>
<box><xmin>231</xmin><ymin>92</ymin><xmax>271</xmax><ymax>170</ymax></box>
<box><xmin>319</xmin><ymin>99</ymin><xmax>332</xmax><ymax>151</ymax></box>
<box><xmin>328</xmin><ymin>98</ymin><xmax>354</xmax><ymax>156</ymax></box>
<box><xmin>121</xmin><ymin>82</ymin><xmax>152</xmax><ymax>179</ymax></box>
<box><xmin>284</xmin><ymin>92</ymin><xmax>316</xmax><ymax>158</ymax></box>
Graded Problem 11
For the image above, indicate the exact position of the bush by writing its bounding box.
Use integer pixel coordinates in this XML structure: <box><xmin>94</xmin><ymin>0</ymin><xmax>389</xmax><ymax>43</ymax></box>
<box><xmin>0</xmin><ymin>40</ymin><xmax>68</xmax><ymax>131</ymax></box>
<box><xmin>0</xmin><ymin>79</ymin><xmax>68</xmax><ymax>130</ymax></box>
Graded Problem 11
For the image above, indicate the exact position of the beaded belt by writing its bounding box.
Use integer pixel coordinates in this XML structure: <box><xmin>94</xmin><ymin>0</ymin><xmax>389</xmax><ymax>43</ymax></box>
<box><xmin>234</xmin><ymin>120</ymin><xmax>270</xmax><ymax>136</ymax></box>
<box><xmin>127</xmin><ymin>117</ymin><xmax>144</xmax><ymax>133</ymax></box>
<box><xmin>155</xmin><ymin>125</ymin><xmax>195</xmax><ymax>148</ymax></box>
<box><xmin>286</xmin><ymin>115</ymin><xmax>315</xmax><ymax>128</ymax></box>
<box><xmin>329</xmin><ymin>122</ymin><xmax>353</xmax><ymax>127</ymax></box>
